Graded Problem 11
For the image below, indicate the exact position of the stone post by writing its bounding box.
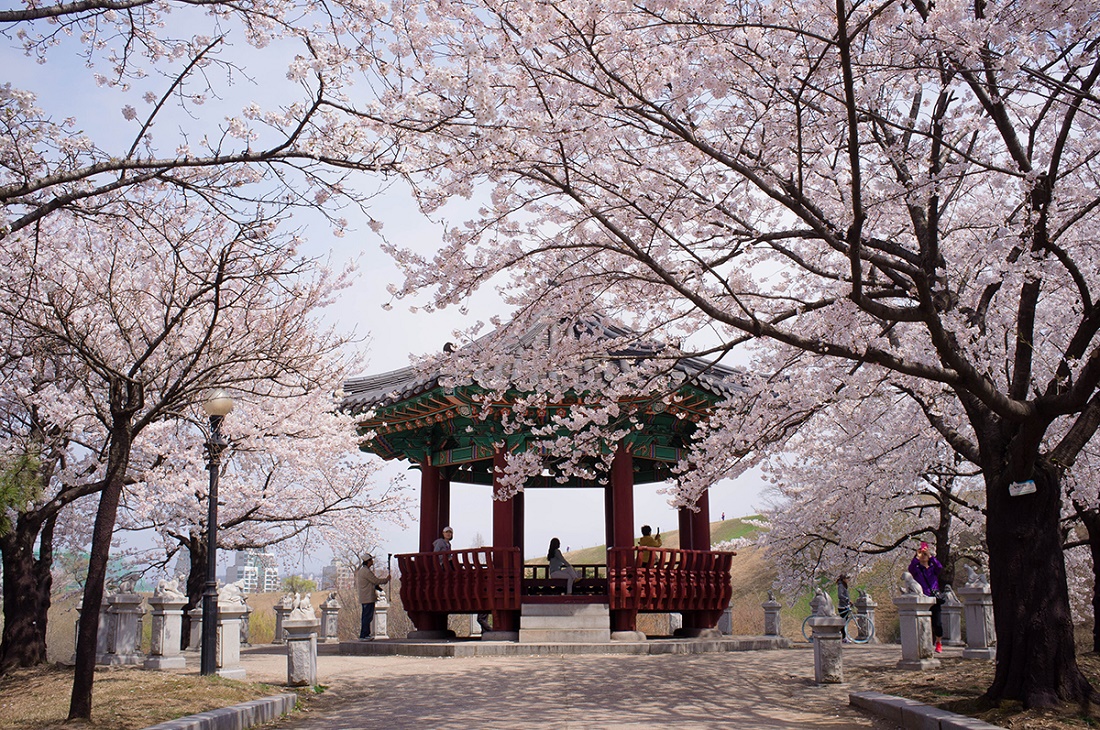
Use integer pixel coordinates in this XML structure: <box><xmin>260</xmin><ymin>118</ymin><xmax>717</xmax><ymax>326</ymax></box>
<box><xmin>284</xmin><ymin>618</ymin><xmax>321</xmax><ymax>687</ymax></box>
<box><xmin>669</xmin><ymin>612</ymin><xmax>683</xmax><ymax>634</ymax></box>
<box><xmin>469</xmin><ymin>613</ymin><xmax>483</xmax><ymax>637</ymax></box>
<box><xmin>145</xmin><ymin>595</ymin><xmax>187</xmax><ymax>670</ymax></box>
<box><xmin>215</xmin><ymin>601</ymin><xmax>248</xmax><ymax>679</ymax></box>
<box><xmin>855</xmin><ymin>590</ymin><xmax>878</xmax><ymax>644</ymax></box>
<box><xmin>957</xmin><ymin>578</ymin><xmax>996</xmax><ymax>660</ymax></box>
<box><xmin>762</xmin><ymin>592</ymin><xmax>782</xmax><ymax>637</ymax></box>
<box><xmin>373</xmin><ymin>591</ymin><xmax>389</xmax><ymax>639</ymax></box>
<box><xmin>808</xmin><ymin>616</ymin><xmax>845</xmax><ymax>684</ymax></box>
<box><xmin>894</xmin><ymin>592</ymin><xmax>940</xmax><ymax>670</ymax></box>
<box><xmin>320</xmin><ymin>593</ymin><xmax>341</xmax><ymax>643</ymax></box>
<box><xmin>240</xmin><ymin>598</ymin><xmax>253</xmax><ymax>647</ymax></box>
<box><xmin>717</xmin><ymin>604</ymin><xmax>733</xmax><ymax>635</ymax></box>
<box><xmin>940</xmin><ymin>586</ymin><xmax>964</xmax><ymax>647</ymax></box>
<box><xmin>186</xmin><ymin>607</ymin><xmax>203</xmax><ymax>652</ymax></box>
<box><xmin>74</xmin><ymin>599</ymin><xmax>113</xmax><ymax>665</ymax></box>
<box><xmin>273</xmin><ymin>599</ymin><xmax>293</xmax><ymax>645</ymax></box>
<box><xmin>102</xmin><ymin>592</ymin><xmax>145</xmax><ymax>665</ymax></box>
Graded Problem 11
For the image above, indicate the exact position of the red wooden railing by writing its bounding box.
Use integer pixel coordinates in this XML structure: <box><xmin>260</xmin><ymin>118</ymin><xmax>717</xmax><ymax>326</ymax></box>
<box><xmin>607</xmin><ymin>547</ymin><xmax>734</xmax><ymax>612</ymax></box>
<box><xmin>397</xmin><ymin>547</ymin><xmax>732</xmax><ymax>616</ymax></box>
<box><xmin>396</xmin><ymin>548</ymin><xmax>522</xmax><ymax>614</ymax></box>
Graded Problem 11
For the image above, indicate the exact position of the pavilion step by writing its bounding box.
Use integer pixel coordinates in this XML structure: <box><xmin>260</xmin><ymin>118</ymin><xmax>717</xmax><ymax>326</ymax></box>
<box><xmin>518</xmin><ymin>602</ymin><xmax>611</xmax><ymax>644</ymax></box>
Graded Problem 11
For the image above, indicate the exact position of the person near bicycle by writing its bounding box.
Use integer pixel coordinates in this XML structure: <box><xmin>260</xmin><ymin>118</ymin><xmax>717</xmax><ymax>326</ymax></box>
<box><xmin>908</xmin><ymin>541</ymin><xmax>945</xmax><ymax>653</ymax></box>
<box><xmin>837</xmin><ymin>574</ymin><xmax>853</xmax><ymax>643</ymax></box>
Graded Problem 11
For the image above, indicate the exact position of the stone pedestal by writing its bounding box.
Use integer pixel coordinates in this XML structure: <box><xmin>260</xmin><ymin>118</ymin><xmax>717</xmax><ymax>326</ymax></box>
<box><xmin>284</xmin><ymin>619</ymin><xmax>321</xmax><ymax>687</ymax></box>
<box><xmin>762</xmin><ymin>595</ymin><xmax>782</xmax><ymax>637</ymax></box>
<box><xmin>145</xmin><ymin>596</ymin><xmax>187</xmax><ymax>670</ymax></box>
<box><xmin>809</xmin><ymin>616</ymin><xmax>845</xmax><ymax>684</ymax></box>
<box><xmin>894</xmin><ymin>593</ymin><xmax>940</xmax><ymax>670</ymax></box>
<box><xmin>958</xmin><ymin>582</ymin><xmax>996</xmax><ymax>660</ymax></box>
<box><xmin>100</xmin><ymin>593</ymin><xmax>144</xmax><ymax>666</ymax></box>
<box><xmin>215</xmin><ymin>602</ymin><xmax>248</xmax><ymax>679</ymax></box>
<box><xmin>186</xmin><ymin>607</ymin><xmax>203</xmax><ymax>652</ymax></box>
<box><xmin>855</xmin><ymin>591</ymin><xmax>878</xmax><ymax>644</ymax></box>
<box><xmin>940</xmin><ymin>590</ymin><xmax>964</xmax><ymax>647</ymax></box>
<box><xmin>669</xmin><ymin>612</ymin><xmax>683</xmax><ymax>634</ymax></box>
<box><xmin>320</xmin><ymin>595</ymin><xmax>341</xmax><ymax>643</ymax></box>
<box><xmin>74</xmin><ymin>599</ymin><xmax>112</xmax><ymax>664</ymax></box>
<box><xmin>240</xmin><ymin>599</ymin><xmax>253</xmax><ymax>647</ymax></box>
<box><xmin>373</xmin><ymin>594</ymin><xmax>389</xmax><ymax>639</ymax></box>
<box><xmin>717</xmin><ymin>605</ymin><xmax>733</xmax><ymax>635</ymax></box>
<box><xmin>273</xmin><ymin>603</ymin><xmax>292</xmax><ymax>645</ymax></box>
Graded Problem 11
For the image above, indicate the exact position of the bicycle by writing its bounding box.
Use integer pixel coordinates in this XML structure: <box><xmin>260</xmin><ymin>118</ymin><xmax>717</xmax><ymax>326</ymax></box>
<box><xmin>801</xmin><ymin>612</ymin><xmax>875</xmax><ymax>644</ymax></box>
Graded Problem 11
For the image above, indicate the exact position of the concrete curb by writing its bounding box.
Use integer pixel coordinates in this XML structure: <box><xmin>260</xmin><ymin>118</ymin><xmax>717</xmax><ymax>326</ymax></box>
<box><xmin>141</xmin><ymin>693</ymin><xmax>298</xmax><ymax>730</ymax></box>
<box><xmin>338</xmin><ymin>635</ymin><xmax>790</xmax><ymax>657</ymax></box>
<box><xmin>850</xmin><ymin>690</ymin><xmax>1003</xmax><ymax>729</ymax></box>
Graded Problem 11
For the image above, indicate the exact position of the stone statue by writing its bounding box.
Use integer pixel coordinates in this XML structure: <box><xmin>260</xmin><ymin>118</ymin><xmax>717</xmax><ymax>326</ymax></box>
<box><xmin>810</xmin><ymin>586</ymin><xmax>836</xmax><ymax>616</ymax></box>
<box><xmin>280</xmin><ymin>593</ymin><xmax>296</xmax><ymax>609</ymax></box>
<box><xmin>217</xmin><ymin>579</ymin><xmax>247</xmax><ymax>605</ymax></box>
<box><xmin>901</xmin><ymin>571</ymin><xmax>923</xmax><ymax>595</ymax></box>
<box><xmin>963</xmin><ymin>565</ymin><xmax>989</xmax><ymax>587</ymax></box>
<box><xmin>154</xmin><ymin>575</ymin><xmax>186</xmax><ymax>599</ymax></box>
<box><xmin>288</xmin><ymin>592</ymin><xmax>316</xmax><ymax>621</ymax></box>
<box><xmin>108</xmin><ymin>573</ymin><xmax>140</xmax><ymax>595</ymax></box>
<box><xmin>767</xmin><ymin>590</ymin><xmax>775</xmax><ymax>602</ymax></box>
<box><xmin>940</xmin><ymin>583</ymin><xmax>959</xmax><ymax>603</ymax></box>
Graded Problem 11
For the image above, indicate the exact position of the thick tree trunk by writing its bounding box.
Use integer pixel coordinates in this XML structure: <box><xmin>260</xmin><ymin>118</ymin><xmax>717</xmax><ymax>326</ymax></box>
<box><xmin>179</xmin><ymin>533</ymin><xmax>207</xmax><ymax>651</ymax></box>
<box><xmin>1075</xmin><ymin>508</ymin><xmax>1100</xmax><ymax>653</ymax></box>
<box><xmin>0</xmin><ymin>514</ymin><xmax>54</xmax><ymax>673</ymax></box>
<box><xmin>983</xmin><ymin>426</ymin><xmax>1093</xmax><ymax>707</ymax></box>
<box><xmin>69</xmin><ymin>386</ymin><xmax>137</xmax><ymax>721</ymax></box>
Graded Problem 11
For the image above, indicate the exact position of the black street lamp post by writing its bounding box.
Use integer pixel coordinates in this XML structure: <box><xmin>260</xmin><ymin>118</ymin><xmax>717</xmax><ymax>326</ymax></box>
<box><xmin>200</xmin><ymin>390</ymin><xmax>234</xmax><ymax>676</ymax></box>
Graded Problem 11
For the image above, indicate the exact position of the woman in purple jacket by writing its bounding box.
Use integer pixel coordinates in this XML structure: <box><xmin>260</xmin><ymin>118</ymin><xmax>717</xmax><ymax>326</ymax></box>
<box><xmin>908</xmin><ymin>541</ymin><xmax>944</xmax><ymax>653</ymax></box>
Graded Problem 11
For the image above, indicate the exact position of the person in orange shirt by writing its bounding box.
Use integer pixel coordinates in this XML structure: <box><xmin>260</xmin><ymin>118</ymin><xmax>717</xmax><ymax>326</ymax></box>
<box><xmin>637</xmin><ymin>524</ymin><xmax>662</xmax><ymax>567</ymax></box>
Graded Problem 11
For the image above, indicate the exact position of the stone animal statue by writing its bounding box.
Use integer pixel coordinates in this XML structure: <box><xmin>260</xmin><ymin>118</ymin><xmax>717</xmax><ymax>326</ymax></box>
<box><xmin>280</xmin><ymin>593</ymin><xmax>296</xmax><ymax>609</ymax></box>
<box><xmin>107</xmin><ymin>572</ymin><xmax>140</xmax><ymax>595</ymax></box>
<box><xmin>154</xmin><ymin>575</ymin><xmax>186</xmax><ymax>599</ymax></box>
<box><xmin>288</xmin><ymin>592</ymin><xmax>316</xmax><ymax>621</ymax></box>
<box><xmin>963</xmin><ymin>565</ymin><xmax>989</xmax><ymax>587</ymax></box>
<box><xmin>217</xmin><ymin>579</ymin><xmax>247</xmax><ymax>605</ymax></box>
<box><xmin>901</xmin><ymin>571</ymin><xmax>923</xmax><ymax>595</ymax></box>
<box><xmin>810</xmin><ymin>586</ymin><xmax>837</xmax><ymax>616</ymax></box>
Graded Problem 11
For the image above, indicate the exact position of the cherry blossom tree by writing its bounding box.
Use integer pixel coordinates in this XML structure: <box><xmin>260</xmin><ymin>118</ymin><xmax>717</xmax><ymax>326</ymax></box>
<box><xmin>755</xmin><ymin>361</ymin><xmax>986</xmax><ymax>595</ymax></box>
<box><xmin>0</xmin><ymin>183</ymin><xmax>359</xmax><ymax>717</ymax></box>
<box><xmin>0</xmin><ymin>0</ymin><xmax>398</xmax><ymax>241</ymax></box>
<box><xmin>353</xmin><ymin>0</ymin><xmax>1100</xmax><ymax>707</ymax></box>
<box><xmin>120</xmin><ymin>387</ymin><xmax>408</xmax><ymax>644</ymax></box>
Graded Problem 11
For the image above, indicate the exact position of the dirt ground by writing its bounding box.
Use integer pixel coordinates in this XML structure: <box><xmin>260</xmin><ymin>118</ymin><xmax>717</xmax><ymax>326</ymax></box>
<box><xmin>850</xmin><ymin>649</ymin><xmax>1100</xmax><ymax>729</ymax></box>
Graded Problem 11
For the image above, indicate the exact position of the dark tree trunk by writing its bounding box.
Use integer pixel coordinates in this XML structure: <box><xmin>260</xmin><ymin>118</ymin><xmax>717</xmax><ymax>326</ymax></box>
<box><xmin>179</xmin><ymin>533</ymin><xmax>207</xmax><ymax>651</ymax></box>
<box><xmin>1075</xmin><ymin>508</ymin><xmax>1100</xmax><ymax>654</ymax></box>
<box><xmin>0</xmin><ymin>514</ymin><xmax>54</xmax><ymax>673</ymax></box>
<box><xmin>982</xmin><ymin>422</ymin><xmax>1094</xmax><ymax>707</ymax></box>
<box><xmin>69</xmin><ymin>380</ymin><xmax>138</xmax><ymax>721</ymax></box>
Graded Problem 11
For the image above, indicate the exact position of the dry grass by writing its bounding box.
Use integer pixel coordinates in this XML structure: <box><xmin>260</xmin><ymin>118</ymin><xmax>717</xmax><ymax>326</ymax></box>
<box><xmin>851</xmin><ymin>650</ymin><xmax>1100</xmax><ymax>729</ymax></box>
<box><xmin>0</xmin><ymin>664</ymin><xmax>295</xmax><ymax>730</ymax></box>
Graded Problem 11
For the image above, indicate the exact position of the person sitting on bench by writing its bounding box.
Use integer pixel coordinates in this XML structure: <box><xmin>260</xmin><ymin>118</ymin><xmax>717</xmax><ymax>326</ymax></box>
<box><xmin>547</xmin><ymin>537</ymin><xmax>579</xmax><ymax>595</ymax></box>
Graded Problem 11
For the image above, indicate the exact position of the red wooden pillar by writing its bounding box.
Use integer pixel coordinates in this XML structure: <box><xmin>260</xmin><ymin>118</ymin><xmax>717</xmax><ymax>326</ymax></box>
<box><xmin>419</xmin><ymin>464</ymin><xmax>442</xmax><ymax>552</ymax></box>
<box><xmin>492</xmin><ymin>448</ymin><xmax>521</xmax><ymax>632</ymax></box>
<box><xmin>677</xmin><ymin>489</ymin><xmax>711</xmax><ymax>551</ymax></box>
<box><xmin>678</xmin><ymin>489</ymin><xmax>715</xmax><ymax>633</ymax></box>
<box><xmin>411</xmin><ymin>463</ymin><xmax>451</xmax><ymax>635</ymax></box>
<box><xmin>608</xmin><ymin>445</ymin><xmax>638</xmax><ymax>634</ymax></box>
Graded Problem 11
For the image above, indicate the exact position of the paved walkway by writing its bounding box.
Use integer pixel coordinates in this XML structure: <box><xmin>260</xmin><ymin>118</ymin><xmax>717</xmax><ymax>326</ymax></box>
<box><xmin>239</xmin><ymin>643</ymin><xmax>910</xmax><ymax>729</ymax></box>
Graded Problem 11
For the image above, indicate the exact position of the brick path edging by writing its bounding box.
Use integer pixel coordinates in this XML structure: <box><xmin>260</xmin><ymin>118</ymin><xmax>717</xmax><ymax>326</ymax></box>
<box><xmin>850</xmin><ymin>690</ymin><xmax>1003</xmax><ymax>729</ymax></box>
<box><xmin>141</xmin><ymin>693</ymin><xmax>298</xmax><ymax>730</ymax></box>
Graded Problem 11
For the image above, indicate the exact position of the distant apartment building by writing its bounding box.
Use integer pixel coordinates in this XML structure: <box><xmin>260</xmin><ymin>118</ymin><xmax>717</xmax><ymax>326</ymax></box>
<box><xmin>226</xmin><ymin>549</ymin><xmax>280</xmax><ymax>593</ymax></box>
<box><xmin>321</xmin><ymin>560</ymin><xmax>355</xmax><ymax>592</ymax></box>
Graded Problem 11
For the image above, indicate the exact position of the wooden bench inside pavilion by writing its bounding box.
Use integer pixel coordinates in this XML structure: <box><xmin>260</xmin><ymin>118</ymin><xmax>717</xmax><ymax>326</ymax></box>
<box><xmin>341</xmin><ymin>315</ymin><xmax>744</xmax><ymax>643</ymax></box>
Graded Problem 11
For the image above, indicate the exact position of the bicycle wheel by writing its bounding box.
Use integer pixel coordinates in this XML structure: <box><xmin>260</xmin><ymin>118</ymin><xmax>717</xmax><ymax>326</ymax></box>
<box><xmin>844</xmin><ymin>614</ymin><xmax>874</xmax><ymax>644</ymax></box>
<box><xmin>801</xmin><ymin>615</ymin><xmax>814</xmax><ymax>642</ymax></box>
